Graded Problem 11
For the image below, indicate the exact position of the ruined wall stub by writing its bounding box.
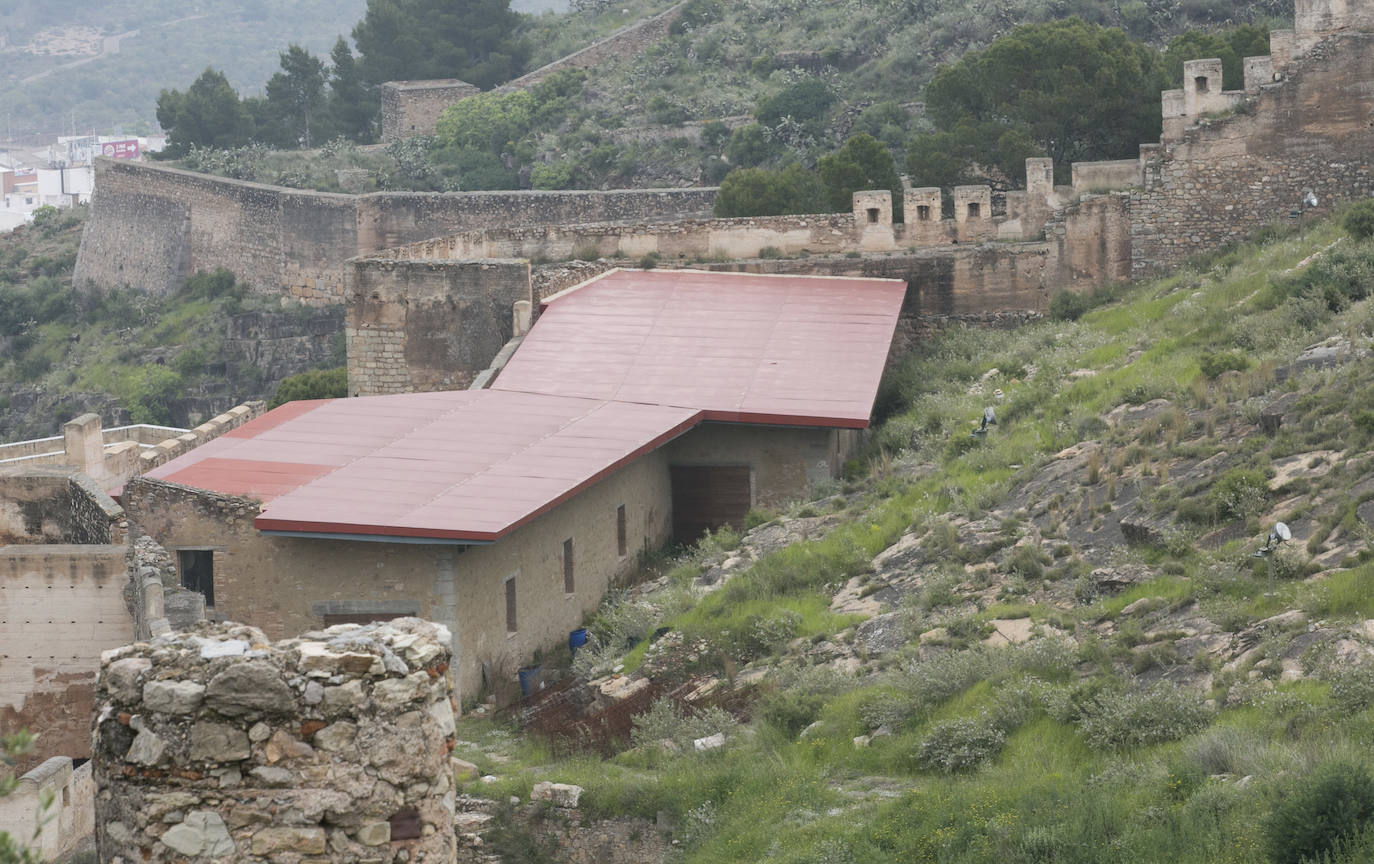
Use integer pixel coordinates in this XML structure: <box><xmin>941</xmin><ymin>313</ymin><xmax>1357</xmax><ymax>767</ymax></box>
<box><xmin>93</xmin><ymin>619</ymin><xmax>457</xmax><ymax>864</ymax></box>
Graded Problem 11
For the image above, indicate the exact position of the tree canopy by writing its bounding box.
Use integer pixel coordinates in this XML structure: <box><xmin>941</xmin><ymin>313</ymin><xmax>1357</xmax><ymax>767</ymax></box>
<box><xmin>352</xmin><ymin>0</ymin><xmax>529</xmax><ymax>89</ymax></box>
<box><xmin>818</xmin><ymin>134</ymin><xmax>905</xmax><ymax>221</ymax></box>
<box><xmin>911</xmin><ymin>17</ymin><xmax>1165</xmax><ymax>186</ymax></box>
<box><xmin>156</xmin><ymin>69</ymin><xmax>255</xmax><ymax>158</ymax></box>
<box><xmin>1162</xmin><ymin>24</ymin><xmax>1271</xmax><ymax>90</ymax></box>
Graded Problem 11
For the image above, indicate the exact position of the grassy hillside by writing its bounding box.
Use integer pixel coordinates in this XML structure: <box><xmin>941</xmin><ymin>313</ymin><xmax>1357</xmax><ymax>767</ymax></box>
<box><xmin>451</xmin><ymin>212</ymin><xmax>1374</xmax><ymax>864</ymax></box>
<box><xmin>0</xmin><ymin>0</ymin><xmax>368</xmax><ymax>139</ymax></box>
<box><xmin>0</xmin><ymin>208</ymin><xmax>343</xmax><ymax>441</ymax></box>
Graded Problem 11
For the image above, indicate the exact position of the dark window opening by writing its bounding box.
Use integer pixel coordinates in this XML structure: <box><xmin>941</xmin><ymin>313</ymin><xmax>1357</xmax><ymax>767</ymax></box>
<box><xmin>916</xmin><ymin>205</ymin><xmax>931</xmax><ymax>221</ymax></box>
<box><xmin>616</xmin><ymin>505</ymin><xmax>628</xmax><ymax>557</ymax></box>
<box><xmin>178</xmin><ymin>550</ymin><xmax>214</xmax><ymax>607</ymax></box>
<box><xmin>1194</xmin><ymin>76</ymin><xmax>1209</xmax><ymax>93</ymax></box>
<box><xmin>389</xmin><ymin>808</ymin><xmax>422</xmax><ymax>840</ymax></box>
<box><xmin>967</xmin><ymin>202</ymin><xmax>981</xmax><ymax>219</ymax></box>
<box><xmin>670</xmin><ymin>465</ymin><xmax>752</xmax><ymax>545</ymax></box>
<box><xmin>866</xmin><ymin>207</ymin><xmax>880</xmax><ymax>223</ymax></box>
<box><xmin>322</xmin><ymin>611</ymin><xmax>414</xmax><ymax>627</ymax></box>
<box><xmin>505</xmin><ymin>577</ymin><xmax>517</xmax><ymax>634</ymax></box>
<box><xmin>562</xmin><ymin>538</ymin><xmax>575</xmax><ymax>594</ymax></box>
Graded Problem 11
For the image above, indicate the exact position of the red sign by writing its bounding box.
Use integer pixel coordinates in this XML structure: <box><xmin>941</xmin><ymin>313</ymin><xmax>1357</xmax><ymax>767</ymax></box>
<box><xmin>101</xmin><ymin>140</ymin><xmax>140</xmax><ymax>160</ymax></box>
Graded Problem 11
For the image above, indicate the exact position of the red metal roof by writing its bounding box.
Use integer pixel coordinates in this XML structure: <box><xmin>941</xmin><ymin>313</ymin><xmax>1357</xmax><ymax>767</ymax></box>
<box><xmin>143</xmin><ymin>270</ymin><xmax>905</xmax><ymax>542</ymax></box>
<box><xmin>493</xmin><ymin>269</ymin><xmax>907</xmax><ymax>428</ymax></box>
<box><xmin>144</xmin><ymin>391</ymin><xmax>699</xmax><ymax>542</ymax></box>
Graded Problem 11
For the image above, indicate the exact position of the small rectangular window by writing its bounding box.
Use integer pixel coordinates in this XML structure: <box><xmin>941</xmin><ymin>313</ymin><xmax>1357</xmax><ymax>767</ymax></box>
<box><xmin>616</xmin><ymin>505</ymin><xmax>628</xmax><ymax>557</ymax></box>
<box><xmin>1194</xmin><ymin>75</ymin><xmax>1209</xmax><ymax>93</ymax></box>
<box><xmin>967</xmin><ymin>202</ymin><xmax>981</xmax><ymax>219</ymax></box>
<box><xmin>178</xmin><ymin>549</ymin><xmax>214</xmax><ymax>607</ymax></box>
<box><xmin>563</xmin><ymin>538</ymin><xmax>575</xmax><ymax>594</ymax></box>
<box><xmin>866</xmin><ymin>207</ymin><xmax>880</xmax><ymax>223</ymax></box>
<box><xmin>505</xmin><ymin>576</ymin><xmax>517</xmax><ymax>634</ymax></box>
<box><xmin>916</xmin><ymin>205</ymin><xmax>931</xmax><ymax>221</ymax></box>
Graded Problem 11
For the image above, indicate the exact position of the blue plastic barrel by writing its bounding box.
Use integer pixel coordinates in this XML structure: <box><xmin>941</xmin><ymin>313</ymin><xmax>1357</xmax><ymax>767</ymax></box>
<box><xmin>569</xmin><ymin>628</ymin><xmax>589</xmax><ymax>655</ymax></box>
<box><xmin>518</xmin><ymin>665</ymin><xmax>542</xmax><ymax>697</ymax></box>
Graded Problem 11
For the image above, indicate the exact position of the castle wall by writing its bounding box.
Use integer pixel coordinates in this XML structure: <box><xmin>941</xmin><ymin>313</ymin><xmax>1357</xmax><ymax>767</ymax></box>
<box><xmin>74</xmin><ymin>160</ymin><xmax>716</xmax><ymax>301</ymax></box>
<box><xmin>347</xmin><ymin>258</ymin><xmax>531</xmax><ymax>396</ymax></box>
<box><xmin>92</xmin><ymin>620</ymin><xmax>456</xmax><ymax>864</ymax></box>
<box><xmin>1131</xmin><ymin>33</ymin><xmax>1374</xmax><ymax>273</ymax></box>
<box><xmin>0</xmin><ymin>757</ymin><xmax>94</xmax><ymax>862</ymax></box>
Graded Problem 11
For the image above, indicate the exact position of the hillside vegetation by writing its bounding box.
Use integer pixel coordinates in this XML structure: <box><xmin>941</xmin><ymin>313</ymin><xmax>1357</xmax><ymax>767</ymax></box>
<box><xmin>0</xmin><ymin>208</ymin><xmax>343</xmax><ymax>441</ymax></box>
<box><xmin>165</xmin><ymin>0</ymin><xmax>1292</xmax><ymax>194</ymax></box>
<box><xmin>451</xmin><ymin>209</ymin><xmax>1374</xmax><ymax>864</ymax></box>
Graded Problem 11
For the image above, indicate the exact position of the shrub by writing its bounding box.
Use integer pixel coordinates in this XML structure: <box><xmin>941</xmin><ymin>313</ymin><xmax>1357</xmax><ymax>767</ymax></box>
<box><xmin>1209</xmin><ymin>467</ymin><xmax>1270</xmax><ymax>522</ymax></box>
<box><xmin>271</xmin><ymin>367</ymin><xmax>348</xmax><ymax>407</ymax></box>
<box><xmin>1199</xmin><ymin>350</ymin><xmax>1251</xmax><ymax>379</ymax></box>
<box><xmin>1008</xmin><ymin>544</ymin><xmax>1051</xmax><ymax>580</ymax></box>
<box><xmin>1076</xmin><ymin>681</ymin><xmax>1213</xmax><ymax>749</ymax></box>
<box><xmin>917</xmin><ymin>714</ymin><xmax>1005</xmax><ymax>773</ymax></box>
<box><xmin>1343</xmin><ymin>199</ymin><xmax>1374</xmax><ymax>240</ymax></box>
<box><xmin>755</xmin><ymin>78</ymin><xmax>834</xmax><ymax>129</ymax></box>
<box><xmin>757</xmin><ymin>689</ymin><xmax>828</xmax><ymax>737</ymax></box>
<box><xmin>1049</xmin><ymin>289</ymin><xmax>1090</xmax><ymax>321</ymax></box>
<box><xmin>1327</xmin><ymin>664</ymin><xmax>1374</xmax><ymax>713</ymax></box>
<box><xmin>630</xmin><ymin>697</ymin><xmax>735</xmax><ymax>752</ymax></box>
<box><xmin>1265</xmin><ymin>761</ymin><xmax>1374</xmax><ymax>864</ymax></box>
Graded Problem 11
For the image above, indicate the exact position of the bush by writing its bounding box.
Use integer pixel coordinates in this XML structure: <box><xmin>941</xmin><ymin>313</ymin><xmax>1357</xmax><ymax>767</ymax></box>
<box><xmin>1076</xmin><ymin>681</ymin><xmax>1213</xmax><ymax>749</ymax></box>
<box><xmin>755</xmin><ymin>78</ymin><xmax>834</xmax><ymax>129</ymax></box>
<box><xmin>1265</xmin><ymin>761</ymin><xmax>1374</xmax><ymax>864</ymax></box>
<box><xmin>1343</xmin><ymin>200</ymin><xmax>1374</xmax><ymax>240</ymax></box>
<box><xmin>1328</xmin><ymin>665</ymin><xmax>1374</xmax><ymax>713</ymax></box>
<box><xmin>1209</xmin><ymin>467</ymin><xmax>1270</xmax><ymax>522</ymax></box>
<box><xmin>630</xmin><ymin>697</ymin><xmax>735</xmax><ymax>752</ymax></box>
<box><xmin>757</xmin><ymin>689</ymin><xmax>828</xmax><ymax>737</ymax></box>
<box><xmin>1049</xmin><ymin>289</ymin><xmax>1090</xmax><ymax>321</ymax></box>
<box><xmin>918</xmin><ymin>714</ymin><xmax>1006</xmax><ymax>773</ymax></box>
<box><xmin>1008</xmin><ymin>545</ymin><xmax>1051</xmax><ymax>580</ymax></box>
<box><xmin>1199</xmin><ymin>350</ymin><xmax>1251</xmax><ymax>379</ymax></box>
<box><xmin>271</xmin><ymin>367</ymin><xmax>348</xmax><ymax>407</ymax></box>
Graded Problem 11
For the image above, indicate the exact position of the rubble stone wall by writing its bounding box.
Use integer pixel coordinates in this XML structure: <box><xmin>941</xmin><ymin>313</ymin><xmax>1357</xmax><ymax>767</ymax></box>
<box><xmin>0</xmin><ymin>466</ymin><xmax>124</xmax><ymax>545</ymax></box>
<box><xmin>380</xmin><ymin>80</ymin><xmax>482</xmax><ymax>142</ymax></box>
<box><xmin>93</xmin><ymin>619</ymin><xmax>457</xmax><ymax>864</ymax></box>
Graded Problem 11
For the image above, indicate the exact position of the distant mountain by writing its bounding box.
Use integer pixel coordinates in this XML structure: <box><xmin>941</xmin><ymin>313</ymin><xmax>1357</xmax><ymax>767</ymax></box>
<box><xmin>0</xmin><ymin>0</ymin><xmax>368</xmax><ymax>140</ymax></box>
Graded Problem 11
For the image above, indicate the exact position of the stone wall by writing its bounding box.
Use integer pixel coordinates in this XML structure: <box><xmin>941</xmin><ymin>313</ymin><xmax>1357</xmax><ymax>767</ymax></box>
<box><xmin>665</xmin><ymin>424</ymin><xmax>848</xmax><ymax>510</ymax></box>
<box><xmin>92</xmin><ymin>619</ymin><xmax>456</xmax><ymax>864</ymax></box>
<box><xmin>0</xmin><ymin>466</ymin><xmax>125</xmax><ymax>545</ymax></box>
<box><xmin>1130</xmin><ymin>32</ymin><xmax>1374</xmax><ymax>273</ymax></box>
<box><xmin>346</xmin><ymin>258</ymin><xmax>532</xmax><ymax>396</ymax></box>
<box><xmin>74</xmin><ymin>159</ymin><xmax>716</xmax><ymax>300</ymax></box>
<box><xmin>0</xmin><ymin>757</ymin><xmax>95</xmax><ymax>862</ymax></box>
<box><xmin>380</xmin><ymin>79</ymin><xmax>482</xmax><ymax>142</ymax></box>
<box><xmin>0</xmin><ymin>543</ymin><xmax>133</xmax><ymax>769</ymax></box>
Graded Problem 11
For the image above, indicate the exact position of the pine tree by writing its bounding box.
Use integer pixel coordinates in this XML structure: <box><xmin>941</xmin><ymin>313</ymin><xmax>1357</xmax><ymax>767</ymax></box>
<box><xmin>328</xmin><ymin>38</ymin><xmax>377</xmax><ymax>144</ymax></box>
<box><xmin>353</xmin><ymin>0</ymin><xmax>530</xmax><ymax>90</ymax></box>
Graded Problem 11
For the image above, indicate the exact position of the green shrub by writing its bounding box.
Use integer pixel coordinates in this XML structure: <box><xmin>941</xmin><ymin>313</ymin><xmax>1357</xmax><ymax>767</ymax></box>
<box><xmin>1327</xmin><ymin>665</ymin><xmax>1374</xmax><ymax>713</ymax></box>
<box><xmin>1343</xmin><ymin>199</ymin><xmax>1374</xmax><ymax>240</ymax></box>
<box><xmin>1199</xmin><ymin>350</ymin><xmax>1251</xmax><ymax>379</ymax></box>
<box><xmin>271</xmin><ymin>367</ymin><xmax>348</xmax><ymax>407</ymax></box>
<box><xmin>1209</xmin><ymin>467</ymin><xmax>1270</xmax><ymax>522</ymax></box>
<box><xmin>1076</xmin><ymin>681</ymin><xmax>1212</xmax><ymax>750</ymax></box>
<box><xmin>1008</xmin><ymin>544</ymin><xmax>1051</xmax><ymax>580</ymax></box>
<box><xmin>1049</xmin><ymin>289</ymin><xmax>1090</xmax><ymax>321</ymax></box>
<box><xmin>757</xmin><ymin>689</ymin><xmax>828</xmax><ymax>738</ymax></box>
<box><xmin>917</xmin><ymin>714</ymin><xmax>1006</xmax><ymax>773</ymax></box>
<box><xmin>630</xmin><ymin>697</ymin><xmax>735</xmax><ymax>752</ymax></box>
<box><xmin>1264</xmin><ymin>761</ymin><xmax>1374</xmax><ymax>864</ymax></box>
<box><xmin>755</xmin><ymin>78</ymin><xmax>834</xmax><ymax>129</ymax></box>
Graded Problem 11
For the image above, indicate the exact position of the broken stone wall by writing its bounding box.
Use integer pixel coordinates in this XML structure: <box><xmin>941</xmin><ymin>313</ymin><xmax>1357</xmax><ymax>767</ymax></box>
<box><xmin>93</xmin><ymin>619</ymin><xmax>457</xmax><ymax>864</ymax></box>
<box><xmin>0</xmin><ymin>466</ymin><xmax>125</xmax><ymax>545</ymax></box>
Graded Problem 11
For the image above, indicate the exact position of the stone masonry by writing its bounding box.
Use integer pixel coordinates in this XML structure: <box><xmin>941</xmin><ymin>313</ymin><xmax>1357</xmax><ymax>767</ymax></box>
<box><xmin>93</xmin><ymin>619</ymin><xmax>458</xmax><ymax>864</ymax></box>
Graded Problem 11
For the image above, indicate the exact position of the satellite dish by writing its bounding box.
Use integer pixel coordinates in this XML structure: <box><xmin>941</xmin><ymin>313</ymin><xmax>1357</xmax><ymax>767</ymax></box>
<box><xmin>1275</xmin><ymin>522</ymin><xmax>1292</xmax><ymax>542</ymax></box>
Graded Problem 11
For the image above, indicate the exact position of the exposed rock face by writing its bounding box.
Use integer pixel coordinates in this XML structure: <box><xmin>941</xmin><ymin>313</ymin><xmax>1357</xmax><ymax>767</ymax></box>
<box><xmin>92</xmin><ymin>619</ymin><xmax>456</xmax><ymax>864</ymax></box>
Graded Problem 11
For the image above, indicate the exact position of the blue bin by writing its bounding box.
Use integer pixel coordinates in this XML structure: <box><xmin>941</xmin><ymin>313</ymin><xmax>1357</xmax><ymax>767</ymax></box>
<box><xmin>569</xmin><ymin>628</ymin><xmax>590</xmax><ymax>656</ymax></box>
<box><xmin>518</xmin><ymin>665</ymin><xmax>542</xmax><ymax>697</ymax></box>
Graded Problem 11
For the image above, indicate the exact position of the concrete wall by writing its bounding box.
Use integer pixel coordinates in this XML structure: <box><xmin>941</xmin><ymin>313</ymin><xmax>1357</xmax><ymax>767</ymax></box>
<box><xmin>1131</xmin><ymin>32</ymin><xmax>1374</xmax><ymax>273</ymax></box>
<box><xmin>0</xmin><ymin>757</ymin><xmax>94</xmax><ymax>862</ymax></box>
<box><xmin>74</xmin><ymin>160</ymin><xmax>716</xmax><ymax>300</ymax></box>
<box><xmin>346</xmin><ymin>258</ymin><xmax>532</xmax><ymax>396</ymax></box>
<box><xmin>380</xmin><ymin>79</ymin><xmax>482</xmax><ymax>142</ymax></box>
<box><xmin>0</xmin><ymin>544</ymin><xmax>133</xmax><ymax>769</ymax></box>
<box><xmin>121</xmin><ymin>448</ymin><xmax>676</xmax><ymax>702</ymax></box>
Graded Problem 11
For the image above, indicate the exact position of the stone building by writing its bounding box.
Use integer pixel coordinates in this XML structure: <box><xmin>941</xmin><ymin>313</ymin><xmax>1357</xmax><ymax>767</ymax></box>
<box><xmin>121</xmin><ymin>270</ymin><xmax>905</xmax><ymax>701</ymax></box>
